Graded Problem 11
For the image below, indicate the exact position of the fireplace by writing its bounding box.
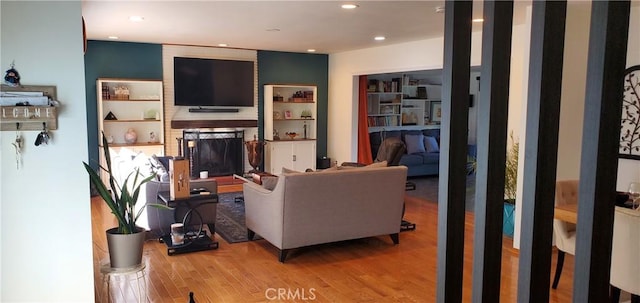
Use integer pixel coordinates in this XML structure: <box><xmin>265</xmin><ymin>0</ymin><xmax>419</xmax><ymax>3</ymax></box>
<box><xmin>182</xmin><ymin>130</ymin><xmax>244</xmax><ymax>178</ymax></box>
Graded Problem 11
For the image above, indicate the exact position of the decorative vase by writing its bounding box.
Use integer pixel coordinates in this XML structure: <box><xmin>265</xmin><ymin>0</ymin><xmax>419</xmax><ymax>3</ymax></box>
<box><xmin>105</xmin><ymin>227</ymin><xmax>145</xmax><ymax>268</ymax></box>
<box><xmin>245</xmin><ymin>135</ymin><xmax>266</xmax><ymax>173</ymax></box>
<box><xmin>124</xmin><ymin>128</ymin><xmax>137</xmax><ymax>144</ymax></box>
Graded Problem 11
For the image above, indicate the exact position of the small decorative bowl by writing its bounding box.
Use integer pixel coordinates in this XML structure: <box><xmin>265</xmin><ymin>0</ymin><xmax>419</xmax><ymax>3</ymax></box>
<box><xmin>286</xmin><ymin>132</ymin><xmax>298</xmax><ymax>139</ymax></box>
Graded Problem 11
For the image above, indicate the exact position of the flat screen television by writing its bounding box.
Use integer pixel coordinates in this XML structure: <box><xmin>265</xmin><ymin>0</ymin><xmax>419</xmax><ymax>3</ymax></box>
<box><xmin>173</xmin><ymin>57</ymin><xmax>255</xmax><ymax>107</ymax></box>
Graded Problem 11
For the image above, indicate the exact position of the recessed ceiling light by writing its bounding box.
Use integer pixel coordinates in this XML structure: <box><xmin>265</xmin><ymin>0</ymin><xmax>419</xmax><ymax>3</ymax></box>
<box><xmin>341</xmin><ymin>4</ymin><xmax>359</xmax><ymax>9</ymax></box>
<box><xmin>374</xmin><ymin>36</ymin><xmax>386</xmax><ymax>41</ymax></box>
<box><xmin>218</xmin><ymin>43</ymin><xmax>228</xmax><ymax>47</ymax></box>
<box><xmin>129</xmin><ymin>16</ymin><xmax>144</xmax><ymax>22</ymax></box>
<box><xmin>472</xmin><ymin>18</ymin><xmax>484</xmax><ymax>23</ymax></box>
<box><xmin>108</xmin><ymin>36</ymin><xmax>119</xmax><ymax>40</ymax></box>
<box><xmin>266</xmin><ymin>28</ymin><xmax>281</xmax><ymax>32</ymax></box>
<box><xmin>307</xmin><ymin>49</ymin><xmax>316</xmax><ymax>53</ymax></box>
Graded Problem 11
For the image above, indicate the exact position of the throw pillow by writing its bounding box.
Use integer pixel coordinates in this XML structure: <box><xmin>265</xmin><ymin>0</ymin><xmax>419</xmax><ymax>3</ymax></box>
<box><xmin>149</xmin><ymin>155</ymin><xmax>169</xmax><ymax>181</ymax></box>
<box><xmin>424</xmin><ymin>136</ymin><xmax>440</xmax><ymax>153</ymax></box>
<box><xmin>365</xmin><ymin>160</ymin><xmax>388</xmax><ymax>168</ymax></box>
<box><xmin>282</xmin><ymin>167</ymin><xmax>302</xmax><ymax>174</ymax></box>
<box><xmin>261</xmin><ymin>176</ymin><xmax>278</xmax><ymax>190</ymax></box>
<box><xmin>132</xmin><ymin>153</ymin><xmax>153</xmax><ymax>177</ymax></box>
<box><xmin>405</xmin><ymin>134</ymin><xmax>426</xmax><ymax>154</ymax></box>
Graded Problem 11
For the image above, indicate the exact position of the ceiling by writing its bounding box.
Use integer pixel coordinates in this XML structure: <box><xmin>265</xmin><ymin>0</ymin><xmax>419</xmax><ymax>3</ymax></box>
<box><xmin>82</xmin><ymin>1</ymin><xmax>532</xmax><ymax>55</ymax></box>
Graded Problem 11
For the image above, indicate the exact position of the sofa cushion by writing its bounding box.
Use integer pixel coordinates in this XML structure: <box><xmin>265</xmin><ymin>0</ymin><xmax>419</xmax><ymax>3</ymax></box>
<box><xmin>424</xmin><ymin>136</ymin><xmax>440</xmax><ymax>153</ymax></box>
<box><xmin>365</xmin><ymin>160</ymin><xmax>388</xmax><ymax>168</ymax></box>
<box><xmin>400</xmin><ymin>154</ymin><xmax>425</xmax><ymax>166</ymax></box>
<box><xmin>405</xmin><ymin>134</ymin><xmax>426</xmax><ymax>154</ymax></box>
<box><xmin>422</xmin><ymin>129</ymin><xmax>440</xmax><ymax>142</ymax></box>
<box><xmin>282</xmin><ymin>167</ymin><xmax>302</xmax><ymax>174</ymax></box>
<box><xmin>422</xmin><ymin>152</ymin><xmax>440</xmax><ymax>164</ymax></box>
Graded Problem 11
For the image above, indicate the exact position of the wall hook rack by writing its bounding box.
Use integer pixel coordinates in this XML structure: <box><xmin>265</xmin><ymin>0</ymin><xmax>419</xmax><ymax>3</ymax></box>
<box><xmin>0</xmin><ymin>84</ymin><xmax>59</xmax><ymax>131</ymax></box>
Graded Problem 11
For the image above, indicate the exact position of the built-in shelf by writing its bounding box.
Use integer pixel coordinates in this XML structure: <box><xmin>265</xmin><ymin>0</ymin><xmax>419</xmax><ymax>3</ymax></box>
<box><xmin>273</xmin><ymin>101</ymin><xmax>315</xmax><ymax>104</ymax></box>
<box><xmin>103</xmin><ymin>99</ymin><xmax>161</xmax><ymax>102</ymax></box>
<box><xmin>104</xmin><ymin>119</ymin><xmax>161</xmax><ymax>123</ymax></box>
<box><xmin>171</xmin><ymin>119</ymin><xmax>258</xmax><ymax>129</ymax></box>
<box><xmin>268</xmin><ymin>138</ymin><xmax>316</xmax><ymax>142</ymax></box>
<box><xmin>100</xmin><ymin>143</ymin><xmax>163</xmax><ymax>147</ymax></box>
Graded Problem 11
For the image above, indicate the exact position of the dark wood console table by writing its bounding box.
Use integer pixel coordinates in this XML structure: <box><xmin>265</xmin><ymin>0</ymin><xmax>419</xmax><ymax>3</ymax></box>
<box><xmin>157</xmin><ymin>190</ymin><xmax>219</xmax><ymax>255</ymax></box>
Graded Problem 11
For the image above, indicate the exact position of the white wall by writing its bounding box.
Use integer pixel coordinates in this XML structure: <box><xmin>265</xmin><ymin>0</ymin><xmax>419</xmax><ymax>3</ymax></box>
<box><xmin>1</xmin><ymin>1</ymin><xmax>93</xmax><ymax>301</ymax></box>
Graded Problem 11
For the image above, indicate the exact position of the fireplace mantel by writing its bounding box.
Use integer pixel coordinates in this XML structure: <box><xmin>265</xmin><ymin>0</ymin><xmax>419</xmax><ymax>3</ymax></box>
<box><xmin>171</xmin><ymin>119</ymin><xmax>258</xmax><ymax>129</ymax></box>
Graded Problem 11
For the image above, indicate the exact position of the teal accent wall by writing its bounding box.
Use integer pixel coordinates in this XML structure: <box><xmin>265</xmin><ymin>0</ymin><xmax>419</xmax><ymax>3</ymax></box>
<box><xmin>257</xmin><ymin>51</ymin><xmax>329</xmax><ymax>157</ymax></box>
<box><xmin>84</xmin><ymin>40</ymin><xmax>163</xmax><ymax>168</ymax></box>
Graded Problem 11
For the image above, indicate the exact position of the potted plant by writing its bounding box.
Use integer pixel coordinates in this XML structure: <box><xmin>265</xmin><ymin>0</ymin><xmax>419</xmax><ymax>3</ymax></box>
<box><xmin>503</xmin><ymin>133</ymin><xmax>519</xmax><ymax>237</ymax></box>
<box><xmin>83</xmin><ymin>133</ymin><xmax>163</xmax><ymax>268</ymax></box>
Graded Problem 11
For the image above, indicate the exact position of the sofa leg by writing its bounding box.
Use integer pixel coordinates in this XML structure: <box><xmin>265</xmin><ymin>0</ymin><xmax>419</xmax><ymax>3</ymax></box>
<box><xmin>279</xmin><ymin>249</ymin><xmax>289</xmax><ymax>263</ymax></box>
<box><xmin>389</xmin><ymin>233</ymin><xmax>399</xmax><ymax>245</ymax></box>
<box><xmin>247</xmin><ymin>229</ymin><xmax>255</xmax><ymax>241</ymax></box>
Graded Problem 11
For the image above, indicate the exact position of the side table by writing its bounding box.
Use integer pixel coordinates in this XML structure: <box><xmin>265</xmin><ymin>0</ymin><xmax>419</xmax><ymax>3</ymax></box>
<box><xmin>157</xmin><ymin>190</ymin><xmax>219</xmax><ymax>255</ymax></box>
<box><xmin>100</xmin><ymin>261</ymin><xmax>147</xmax><ymax>303</ymax></box>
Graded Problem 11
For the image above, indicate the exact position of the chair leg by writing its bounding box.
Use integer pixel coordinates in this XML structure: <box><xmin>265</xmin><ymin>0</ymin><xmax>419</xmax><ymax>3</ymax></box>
<box><xmin>610</xmin><ymin>285</ymin><xmax>621</xmax><ymax>303</ymax></box>
<box><xmin>552</xmin><ymin>250</ymin><xmax>565</xmax><ymax>289</ymax></box>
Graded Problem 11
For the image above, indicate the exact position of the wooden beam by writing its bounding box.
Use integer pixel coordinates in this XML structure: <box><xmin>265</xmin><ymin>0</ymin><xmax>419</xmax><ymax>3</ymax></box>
<box><xmin>471</xmin><ymin>1</ymin><xmax>513</xmax><ymax>302</ymax></box>
<box><xmin>516</xmin><ymin>1</ymin><xmax>567</xmax><ymax>302</ymax></box>
<box><xmin>573</xmin><ymin>1</ymin><xmax>631</xmax><ymax>302</ymax></box>
<box><xmin>436</xmin><ymin>1</ymin><xmax>472</xmax><ymax>302</ymax></box>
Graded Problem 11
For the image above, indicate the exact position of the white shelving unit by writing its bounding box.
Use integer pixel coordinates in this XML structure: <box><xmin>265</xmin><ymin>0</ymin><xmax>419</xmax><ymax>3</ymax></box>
<box><xmin>97</xmin><ymin>78</ymin><xmax>165</xmax><ymax>183</ymax></box>
<box><xmin>367</xmin><ymin>74</ymin><xmax>442</xmax><ymax>133</ymax></box>
<box><xmin>401</xmin><ymin>83</ymin><xmax>442</xmax><ymax>127</ymax></box>
<box><xmin>366</xmin><ymin>92</ymin><xmax>402</xmax><ymax>128</ymax></box>
<box><xmin>264</xmin><ymin>84</ymin><xmax>317</xmax><ymax>174</ymax></box>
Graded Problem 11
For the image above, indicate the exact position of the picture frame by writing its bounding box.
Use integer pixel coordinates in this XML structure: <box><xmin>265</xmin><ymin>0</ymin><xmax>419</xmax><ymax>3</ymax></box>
<box><xmin>430</xmin><ymin>101</ymin><xmax>442</xmax><ymax>123</ymax></box>
<box><xmin>619</xmin><ymin>65</ymin><xmax>640</xmax><ymax>160</ymax></box>
<box><xmin>284</xmin><ymin>110</ymin><xmax>292</xmax><ymax>119</ymax></box>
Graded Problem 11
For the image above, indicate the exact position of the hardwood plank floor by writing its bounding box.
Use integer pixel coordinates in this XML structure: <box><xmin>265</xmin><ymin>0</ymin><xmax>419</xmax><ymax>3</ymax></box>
<box><xmin>92</xmin><ymin>183</ymin><xmax>574</xmax><ymax>302</ymax></box>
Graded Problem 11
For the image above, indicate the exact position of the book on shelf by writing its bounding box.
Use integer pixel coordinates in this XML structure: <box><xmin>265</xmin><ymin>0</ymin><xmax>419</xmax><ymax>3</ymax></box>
<box><xmin>367</xmin><ymin>115</ymin><xmax>399</xmax><ymax>127</ymax></box>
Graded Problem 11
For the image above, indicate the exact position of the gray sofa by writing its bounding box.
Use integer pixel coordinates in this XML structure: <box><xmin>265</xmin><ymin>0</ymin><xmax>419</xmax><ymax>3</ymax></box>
<box><xmin>369</xmin><ymin>129</ymin><xmax>441</xmax><ymax>177</ymax></box>
<box><xmin>242</xmin><ymin>165</ymin><xmax>408</xmax><ymax>262</ymax></box>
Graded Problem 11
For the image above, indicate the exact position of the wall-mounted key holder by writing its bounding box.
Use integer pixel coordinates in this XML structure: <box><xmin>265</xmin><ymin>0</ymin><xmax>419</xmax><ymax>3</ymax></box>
<box><xmin>0</xmin><ymin>84</ymin><xmax>59</xmax><ymax>131</ymax></box>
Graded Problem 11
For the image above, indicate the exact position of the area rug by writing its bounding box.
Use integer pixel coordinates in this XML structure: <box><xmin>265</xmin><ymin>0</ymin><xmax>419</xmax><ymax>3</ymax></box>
<box><xmin>215</xmin><ymin>192</ymin><xmax>261</xmax><ymax>243</ymax></box>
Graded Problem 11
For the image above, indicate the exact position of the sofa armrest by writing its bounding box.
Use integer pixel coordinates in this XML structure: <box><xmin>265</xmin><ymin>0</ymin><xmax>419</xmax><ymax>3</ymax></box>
<box><xmin>243</xmin><ymin>181</ymin><xmax>286</xmax><ymax>248</ymax></box>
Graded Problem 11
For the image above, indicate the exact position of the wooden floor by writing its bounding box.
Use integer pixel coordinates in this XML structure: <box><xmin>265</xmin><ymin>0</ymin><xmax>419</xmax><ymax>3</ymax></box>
<box><xmin>92</xmin><ymin>184</ymin><xmax>575</xmax><ymax>302</ymax></box>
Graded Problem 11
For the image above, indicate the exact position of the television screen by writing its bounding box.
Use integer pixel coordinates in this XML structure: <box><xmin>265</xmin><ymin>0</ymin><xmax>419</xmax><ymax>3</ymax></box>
<box><xmin>174</xmin><ymin>57</ymin><xmax>255</xmax><ymax>107</ymax></box>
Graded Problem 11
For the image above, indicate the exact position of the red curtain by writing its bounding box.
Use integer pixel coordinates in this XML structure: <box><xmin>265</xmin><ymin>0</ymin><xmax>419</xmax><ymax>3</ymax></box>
<box><xmin>357</xmin><ymin>75</ymin><xmax>373</xmax><ymax>164</ymax></box>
